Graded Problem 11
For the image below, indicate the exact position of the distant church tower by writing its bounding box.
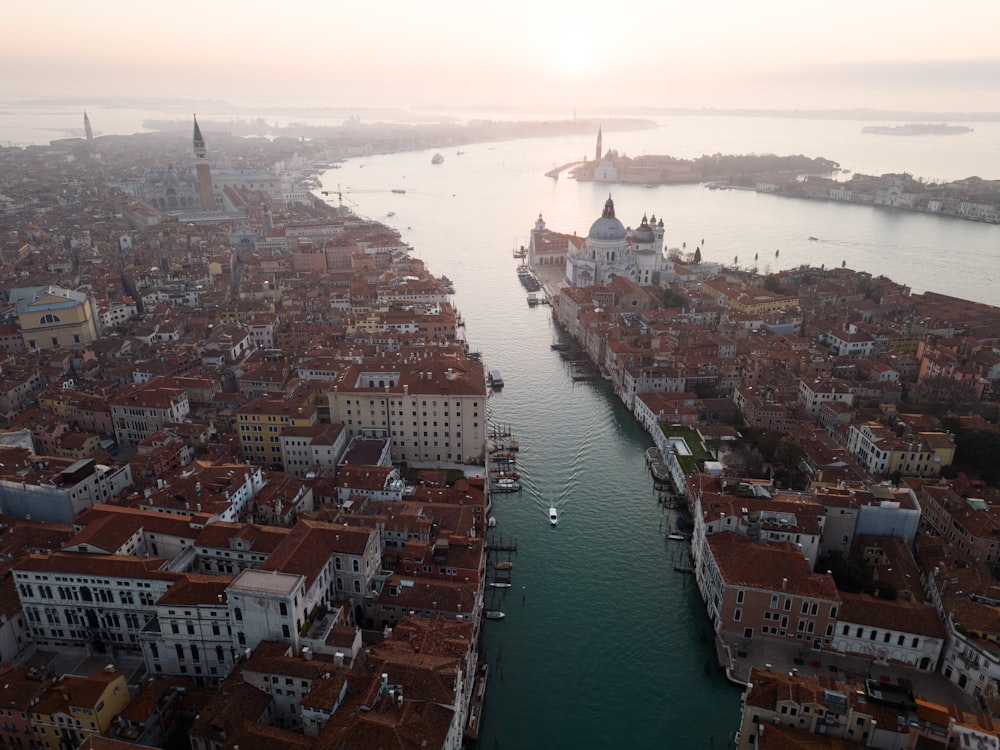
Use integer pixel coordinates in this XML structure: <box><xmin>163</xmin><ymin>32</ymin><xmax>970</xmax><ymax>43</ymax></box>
<box><xmin>192</xmin><ymin>115</ymin><xmax>216</xmax><ymax>210</ymax></box>
<box><xmin>83</xmin><ymin>111</ymin><xmax>93</xmax><ymax>143</ymax></box>
<box><xmin>595</xmin><ymin>127</ymin><xmax>603</xmax><ymax>161</ymax></box>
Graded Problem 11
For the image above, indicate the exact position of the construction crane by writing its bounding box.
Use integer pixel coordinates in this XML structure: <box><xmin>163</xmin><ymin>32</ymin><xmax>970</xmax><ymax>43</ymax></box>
<box><xmin>321</xmin><ymin>184</ymin><xmax>407</xmax><ymax>214</ymax></box>
<box><xmin>320</xmin><ymin>185</ymin><xmax>360</xmax><ymax>214</ymax></box>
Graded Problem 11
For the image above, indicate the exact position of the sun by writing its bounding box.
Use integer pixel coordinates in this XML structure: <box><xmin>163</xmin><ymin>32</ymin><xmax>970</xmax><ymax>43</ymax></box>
<box><xmin>552</xmin><ymin>30</ymin><xmax>594</xmax><ymax>76</ymax></box>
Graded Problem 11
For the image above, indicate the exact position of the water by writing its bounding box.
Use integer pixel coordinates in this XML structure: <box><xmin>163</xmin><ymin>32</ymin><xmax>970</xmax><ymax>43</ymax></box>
<box><xmin>7</xmin><ymin>105</ymin><xmax>1000</xmax><ymax>744</ymax></box>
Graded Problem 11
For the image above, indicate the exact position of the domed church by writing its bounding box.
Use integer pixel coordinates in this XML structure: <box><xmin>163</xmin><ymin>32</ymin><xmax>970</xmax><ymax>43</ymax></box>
<box><xmin>564</xmin><ymin>196</ymin><xmax>666</xmax><ymax>287</ymax></box>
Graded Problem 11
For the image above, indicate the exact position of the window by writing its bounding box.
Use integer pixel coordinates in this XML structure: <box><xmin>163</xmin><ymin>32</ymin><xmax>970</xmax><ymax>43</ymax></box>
<box><xmin>736</xmin><ymin>590</ymin><xmax>744</xmax><ymax>604</ymax></box>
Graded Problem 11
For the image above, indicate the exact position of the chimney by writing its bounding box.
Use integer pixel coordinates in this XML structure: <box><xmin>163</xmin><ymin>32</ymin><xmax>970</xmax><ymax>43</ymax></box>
<box><xmin>781</xmin><ymin>578</ymin><xmax>788</xmax><ymax>590</ymax></box>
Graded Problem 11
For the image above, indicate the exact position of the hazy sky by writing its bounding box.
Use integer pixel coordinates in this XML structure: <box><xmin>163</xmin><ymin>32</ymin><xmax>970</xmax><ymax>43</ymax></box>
<box><xmin>5</xmin><ymin>0</ymin><xmax>1000</xmax><ymax>112</ymax></box>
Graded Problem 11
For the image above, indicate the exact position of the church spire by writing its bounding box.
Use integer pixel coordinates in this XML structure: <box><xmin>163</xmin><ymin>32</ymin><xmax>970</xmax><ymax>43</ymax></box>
<box><xmin>83</xmin><ymin>111</ymin><xmax>93</xmax><ymax>142</ymax></box>
<box><xmin>596</xmin><ymin>126</ymin><xmax>603</xmax><ymax>161</ymax></box>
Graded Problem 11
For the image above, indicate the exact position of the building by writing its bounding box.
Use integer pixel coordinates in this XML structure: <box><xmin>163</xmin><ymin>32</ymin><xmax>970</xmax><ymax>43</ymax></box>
<box><xmin>697</xmin><ymin>532</ymin><xmax>841</xmax><ymax>648</ymax></box>
<box><xmin>13</xmin><ymin>286</ymin><xmax>100</xmax><ymax>350</ymax></box>
<box><xmin>563</xmin><ymin>197</ymin><xmax>666</xmax><ymax>287</ymax></box>
<box><xmin>327</xmin><ymin>358</ymin><xmax>487</xmax><ymax>465</ymax></box>
<box><xmin>30</xmin><ymin>668</ymin><xmax>131</xmax><ymax>750</ymax></box>
<box><xmin>236</xmin><ymin>388</ymin><xmax>320</xmax><ymax>469</ymax></box>
<box><xmin>830</xmin><ymin>592</ymin><xmax>944</xmax><ymax>670</ymax></box>
<box><xmin>0</xmin><ymin>452</ymin><xmax>133</xmax><ymax>524</ymax></box>
<box><xmin>110</xmin><ymin>380</ymin><xmax>191</xmax><ymax>446</ymax></box>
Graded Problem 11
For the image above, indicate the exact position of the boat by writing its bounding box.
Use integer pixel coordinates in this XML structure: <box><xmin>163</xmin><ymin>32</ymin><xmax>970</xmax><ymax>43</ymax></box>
<box><xmin>487</xmin><ymin>516</ymin><xmax>497</xmax><ymax>528</ymax></box>
<box><xmin>808</xmin><ymin>236</ymin><xmax>819</xmax><ymax>241</ymax></box>
<box><xmin>494</xmin><ymin>576</ymin><xmax>511</xmax><ymax>584</ymax></box>
<box><xmin>549</xmin><ymin>507</ymin><xmax>559</xmax><ymax>525</ymax></box>
<box><xmin>489</xmin><ymin>581</ymin><xmax>512</xmax><ymax>589</ymax></box>
<box><xmin>391</xmin><ymin>188</ymin><xmax>406</xmax><ymax>194</ymax></box>
<box><xmin>494</xmin><ymin>561</ymin><xmax>513</xmax><ymax>571</ymax></box>
<box><xmin>667</xmin><ymin>532</ymin><xmax>687</xmax><ymax>541</ymax></box>
<box><xmin>431</xmin><ymin>153</ymin><xmax>444</xmax><ymax>165</ymax></box>
<box><xmin>386</xmin><ymin>211</ymin><xmax>395</xmax><ymax>218</ymax></box>
<box><xmin>493</xmin><ymin>478</ymin><xmax>520</xmax><ymax>492</ymax></box>
<box><xmin>485</xmin><ymin>610</ymin><xmax>505</xmax><ymax>620</ymax></box>
<box><xmin>489</xmin><ymin>370</ymin><xmax>504</xmax><ymax>389</ymax></box>
<box><xmin>550</xmin><ymin>342</ymin><xmax>569</xmax><ymax>351</ymax></box>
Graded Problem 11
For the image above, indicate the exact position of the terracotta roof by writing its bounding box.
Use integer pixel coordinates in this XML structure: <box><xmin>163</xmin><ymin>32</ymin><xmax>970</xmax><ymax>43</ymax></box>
<box><xmin>708</xmin><ymin>532</ymin><xmax>840</xmax><ymax>601</ymax></box>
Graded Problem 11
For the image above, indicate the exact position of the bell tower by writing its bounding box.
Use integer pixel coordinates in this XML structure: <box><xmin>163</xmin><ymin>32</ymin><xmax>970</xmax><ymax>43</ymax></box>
<box><xmin>193</xmin><ymin>115</ymin><xmax>216</xmax><ymax>210</ymax></box>
<box><xmin>595</xmin><ymin>126</ymin><xmax>603</xmax><ymax>161</ymax></box>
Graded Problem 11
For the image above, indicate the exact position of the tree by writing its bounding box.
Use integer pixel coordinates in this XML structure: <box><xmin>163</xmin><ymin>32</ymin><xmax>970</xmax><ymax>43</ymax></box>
<box><xmin>693</xmin><ymin>247</ymin><xmax>702</xmax><ymax>264</ymax></box>
<box><xmin>763</xmin><ymin>275</ymin><xmax>782</xmax><ymax>293</ymax></box>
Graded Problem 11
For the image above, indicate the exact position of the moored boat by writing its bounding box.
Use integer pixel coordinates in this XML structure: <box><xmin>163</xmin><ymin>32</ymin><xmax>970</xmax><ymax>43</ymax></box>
<box><xmin>489</xmin><ymin>581</ymin><xmax>512</xmax><ymax>589</ymax></box>
<box><xmin>485</xmin><ymin>610</ymin><xmax>505</xmax><ymax>620</ymax></box>
<box><xmin>668</xmin><ymin>532</ymin><xmax>687</xmax><ymax>541</ymax></box>
<box><xmin>494</xmin><ymin>561</ymin><xmax>513</xmax><ymax>570</ymax></box>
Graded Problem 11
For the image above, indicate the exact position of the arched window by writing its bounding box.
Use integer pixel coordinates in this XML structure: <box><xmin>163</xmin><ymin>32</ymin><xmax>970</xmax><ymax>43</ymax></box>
<box><xmin>39</xmin><ymin>313</ymin><xmax>61</xmax><ymax>324</ymax></box>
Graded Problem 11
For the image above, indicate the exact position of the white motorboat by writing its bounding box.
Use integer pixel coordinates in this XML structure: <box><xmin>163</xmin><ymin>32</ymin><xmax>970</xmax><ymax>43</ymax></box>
<box><xmin>485</xmin><ymin>610</ymin><xmax>505</xmax><ymax>620</ymax></box>
<box><xmin>667</xmin><ymin>532</ymin><xmax>687</xmax><ymax>541</ymax></box>
<box><xmin>549</xmin><ymin>507</ymin><xmax>559</xmax><ymax>526</ymax></box>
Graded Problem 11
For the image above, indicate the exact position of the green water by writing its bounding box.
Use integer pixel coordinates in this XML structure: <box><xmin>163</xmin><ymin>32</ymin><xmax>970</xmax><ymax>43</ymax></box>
<box><xmin>477</xmin><ymin>318</ymin><xmax>741</xmax><ymax>748</ymax></box>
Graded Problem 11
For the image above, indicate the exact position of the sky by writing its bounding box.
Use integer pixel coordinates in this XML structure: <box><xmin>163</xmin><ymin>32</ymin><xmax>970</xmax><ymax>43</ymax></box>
<box><xmin>4</xmin><ymin>0</ymin><xmax>1000</xmax><ymax>113</ymax></box>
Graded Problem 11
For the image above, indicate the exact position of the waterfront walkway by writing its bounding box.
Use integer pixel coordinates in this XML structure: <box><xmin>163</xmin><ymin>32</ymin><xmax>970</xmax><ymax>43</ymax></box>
<box><xmin>717</xmin><ymin>634</ymin><xmax>976</xmax><ymax>712</ymax></box>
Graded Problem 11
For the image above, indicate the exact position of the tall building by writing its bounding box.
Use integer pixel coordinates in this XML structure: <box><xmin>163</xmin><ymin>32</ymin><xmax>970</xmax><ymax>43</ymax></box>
<box><xmin>83</xmin><ymin>111</ymin><xmax>93</xmax><ymax>142</ymax></box>
<box><xmin>192</xmin><ymin>115</ymin><xmax>216</xmax><ymax>210</ymax></box>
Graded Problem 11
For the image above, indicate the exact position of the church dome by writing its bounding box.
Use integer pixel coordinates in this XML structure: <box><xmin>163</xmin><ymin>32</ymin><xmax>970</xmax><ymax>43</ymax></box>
<box><xmin>588</xmin><ymin>197</ymin><xmax>627</xmax><ymax>241</ymax></box>
<box><xmin>631</xmin><ymin>214</ymin><xmax>655</xmax><ymax>244</ymax></box>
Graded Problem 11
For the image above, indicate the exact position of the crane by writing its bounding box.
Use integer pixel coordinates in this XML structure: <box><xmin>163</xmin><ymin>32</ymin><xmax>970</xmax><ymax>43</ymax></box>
<box><xmin>320</xmin><ymin>184</ymin><xmax>409</xmax><ymax>218</ymax></box>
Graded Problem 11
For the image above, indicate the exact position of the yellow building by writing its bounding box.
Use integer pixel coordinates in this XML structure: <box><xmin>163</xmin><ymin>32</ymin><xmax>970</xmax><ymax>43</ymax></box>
<box><xmin>15</xmin><ymin>286</ymin><xmax>99</xmax><ymax>350</ymax></box>
<box><xmin>236</xmin><ymin>386</ymin><xmax>320</xmax><ymax>468</ymax></box>
<box><xmin>31</xmin><ymin>668</ymin><xmax>130</xmax><ymax>750</ymax></box>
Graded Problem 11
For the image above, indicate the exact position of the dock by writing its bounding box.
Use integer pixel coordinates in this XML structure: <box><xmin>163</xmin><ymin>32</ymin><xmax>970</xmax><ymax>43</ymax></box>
<box><xmin>488</xmin><ymin>537</ymin><xmax>518</xmax><ymax>553</ymax></box>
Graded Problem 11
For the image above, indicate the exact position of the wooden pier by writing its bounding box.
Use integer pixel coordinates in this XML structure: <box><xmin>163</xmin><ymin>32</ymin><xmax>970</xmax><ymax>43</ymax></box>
<box><xmin>488</xmin><ymin>537</ymin><xmax>518</xmax><ymax>553</ymax></box>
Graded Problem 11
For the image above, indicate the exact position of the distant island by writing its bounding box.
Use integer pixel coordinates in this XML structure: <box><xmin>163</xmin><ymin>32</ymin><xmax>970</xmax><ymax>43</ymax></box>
<box><xmin>861</xmin><ymin>123</ymin><xmax>973</xmax><ymax>136</ymax></box>
<box><xmin>568</xmin><ymin>151</ymin><xmax>839</xmax><ymax>186</ymax></box>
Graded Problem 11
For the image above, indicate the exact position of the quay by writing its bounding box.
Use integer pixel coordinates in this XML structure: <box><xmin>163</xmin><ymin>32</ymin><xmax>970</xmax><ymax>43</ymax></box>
<box><xmin>544</xmin><ymin>160</ymin><xmax>583</xmax><ymax>178</ymax></box>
